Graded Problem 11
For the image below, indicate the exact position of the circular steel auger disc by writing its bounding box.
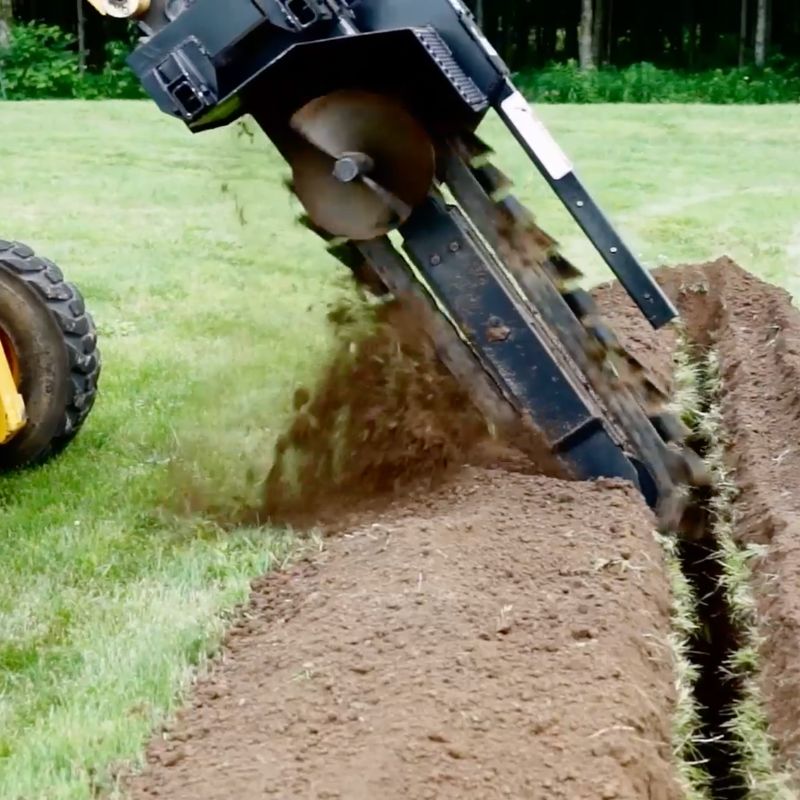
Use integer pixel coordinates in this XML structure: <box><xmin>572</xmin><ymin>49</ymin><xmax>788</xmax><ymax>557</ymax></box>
<box><xmin>288</xmin><ymin>90</ymin><xmax>436</xmax><ymax>241</ymax></box>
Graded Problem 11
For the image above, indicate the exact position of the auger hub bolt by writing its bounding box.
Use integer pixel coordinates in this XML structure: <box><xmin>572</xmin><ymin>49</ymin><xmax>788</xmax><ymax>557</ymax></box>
<box><xmin>449</xmin><ymin>241</ymin><xmax>460</xmax><ymax>252</ymax></box>
<box><xmin>430</xmin><ymin>254</ymin><xmax>442</xmax><ymax>266</ymax></box>
<box><xmin>332</xmin><ymin>152</ymin><xmax>375</xmax><ymax>184</ymax></box>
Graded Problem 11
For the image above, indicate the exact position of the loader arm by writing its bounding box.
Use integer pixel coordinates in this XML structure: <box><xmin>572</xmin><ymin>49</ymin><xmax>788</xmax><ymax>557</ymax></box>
<box><xmin>90</xmin><ymin>0</ymin><xmax>708</xmax><ymax>530</ymax></box>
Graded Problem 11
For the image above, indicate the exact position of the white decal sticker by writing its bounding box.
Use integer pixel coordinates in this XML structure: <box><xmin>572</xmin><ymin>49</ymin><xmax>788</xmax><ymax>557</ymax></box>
<box><xmin>500</xmin><ymin>91</ymin><xmax>573</xmax><ymax>181</ymax></box>
<box><xmin>474</xmin><ymin>29</ymin><xmax>500</xmax><ymax>58</ymax></box>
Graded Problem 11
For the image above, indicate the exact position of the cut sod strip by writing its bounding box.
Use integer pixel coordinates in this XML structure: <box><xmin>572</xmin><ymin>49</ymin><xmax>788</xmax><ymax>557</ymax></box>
<box><xmin>657</xmin><ymin>531</ymin><xmax>713</xmax><ymax>800</ymax></box>
<box><xmin>670</xmin><ymin>335</ymin><xmax>794</xmax><ymax>799</ymax></box>
<box><xmin>663</xmin><ymin>339</ymin><xmax>714</xmax><ymax>800</ymax></box>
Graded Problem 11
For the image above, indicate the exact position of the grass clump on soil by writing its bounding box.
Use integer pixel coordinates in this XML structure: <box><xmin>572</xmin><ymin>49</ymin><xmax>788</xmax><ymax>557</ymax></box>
<box><xmin>657</xmin><ymin>531</ymin><xmax>713</xmax><ymax>800</ymax></box>
<box><xmin>662</xmin><ymin>337</ymin><xmax>715</xmax><ymax>799</ymax></box>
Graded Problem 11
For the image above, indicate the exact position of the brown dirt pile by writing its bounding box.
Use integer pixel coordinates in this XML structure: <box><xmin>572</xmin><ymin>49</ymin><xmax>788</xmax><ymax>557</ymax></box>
<box><xmin>129</xmin><ymin>470</ymin><xmax>679</xmax><ymax>800</ymax></box>
<box><xmin>260</xmin><ymin>296</ymin><xmax>559</xmax><ymax>531</ymax></box>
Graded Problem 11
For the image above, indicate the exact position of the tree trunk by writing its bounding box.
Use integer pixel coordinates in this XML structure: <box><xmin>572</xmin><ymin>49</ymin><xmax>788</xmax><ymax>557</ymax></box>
<box><xmin>605</xmin><ymin>0</ymin><xmax>614</xmax><ymax>63</ymax></box>
<box><xmin>592</xmin><ymin>0</ymin><xmax>605</xmax><ymax>66</ymax></box>
<box><xmin>739</xmin><ymin>0</ymin><xmax>748</xmax><ymax>66</ymax></box>
<box><xmin>755</xmin><ymin>0</ymin><xmax>770</xmax><ymax>67</ymax></box>
<box><xmin>578</xmin><ymin>0</ymin><xmax>594</xmax><ymax>70</ymax></box>
<box><xmin>77</xmin><ymin>0</ymin><xmax>86</xmax><ymax>73</ymax></box>
<box><xmin>475</xmin><ymin>0</ymin><xmax>484</xmax><ymax>30</ymax></box>
<box><xmin>0</xmin><ymin>0</ymin><xmax>13</xmax><ymax>51</ymax></box>
<box><xmin>687</xmin><ymin>2</ymin><xmax>697</xmax><ymax>69</ymax></box>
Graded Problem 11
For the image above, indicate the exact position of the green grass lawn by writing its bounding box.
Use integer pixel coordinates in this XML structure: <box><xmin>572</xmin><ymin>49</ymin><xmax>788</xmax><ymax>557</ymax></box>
<box><xmin>0</xmin><ymin>101</ymin><xmax>798</xmax><ymax>800</ymax></box>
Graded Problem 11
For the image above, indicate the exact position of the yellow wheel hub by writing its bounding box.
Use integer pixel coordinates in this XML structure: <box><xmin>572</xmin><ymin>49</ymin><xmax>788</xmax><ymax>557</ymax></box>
<box><xmin>0</xmin><ymin>327</ymin><xmax>25</xmax><ymax>445</ymax></box>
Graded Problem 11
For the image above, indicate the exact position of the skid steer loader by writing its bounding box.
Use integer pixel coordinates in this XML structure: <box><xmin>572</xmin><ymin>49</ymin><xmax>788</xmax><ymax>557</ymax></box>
<box><xmin>0</xmin><ymin>240</ymin><xmax>100</xmax><ymax>470</ymax></box>
<box><xmin>89</xmin><ymin>0</ymin><xmax>708</xmax><ymax>531</ymax></box>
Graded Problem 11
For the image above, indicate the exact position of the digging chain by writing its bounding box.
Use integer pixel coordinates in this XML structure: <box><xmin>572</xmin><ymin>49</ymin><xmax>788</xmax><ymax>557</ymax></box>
<box><xmin>447</xmin><ymin>133</ymin><xmax>709</xmax><ymax>514</ymax></box>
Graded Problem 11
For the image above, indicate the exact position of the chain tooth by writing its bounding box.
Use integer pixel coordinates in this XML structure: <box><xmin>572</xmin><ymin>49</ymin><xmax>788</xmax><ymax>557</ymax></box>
<box><xmin>549</xmin><ymin>253</ymin><xmax>584</xmax><ymax>283</ymax></box>
<box><xmin>497</xmin><ymin>196</ymin><xmax>584</xmax><ymax>283</ymax></box>
<box><xmin>607</xmin><ymin>348</ymin><xmax>669</xmax><ymax>406</ymax></box>
<box><xmin>665</xmin><ymin>445</ymin><xmax>712</xmax><ymax>488</ymax></box>
<box><xmin>457</xmin><ymin>131</ymin><xmax>494</xmax><ymax>165</ymax></box>
<box><xmin>497</xmin><ymin>194</ymin><xmax>538</xmax><ymax>231</ymax></box>
<box><xmin>650</xmin><ymin>411</ymin><xmax>691</xmax><ymax>443</ymax></box>
<box><xmin>561</xmin><ymin>288</ymin><xmax>596</xmax><ymax>320</ymax></box>
<box><xmin>584</xmin><ymin>320</ymin><xmax>619</xmax><ymax>352</ymax></box>
<box><xmin>681</xmin><ymin>448</ymin><xmax>713</xmax><ymax>487</ymax></box>
<box><xmin>327</xmin><ymin>242</ymin><xmax>362</xmax><ymax>271</ymax></box>
<box><xmin>298</xmin><ymin>214</ymin><xmax>345</xmax><ymax>246</ymax></box>
<box><xmin>473</xmin><ymin>163</ymin><xmax>512</xmax><ymax>201</ymax></box>
<box><xmin>298</xmin><ymin>213</ymin><xmax>325</xmax><ymax>235</ymax></box>
<box><xmin>295</xmin><ymin>213</ymin><xmax>388</xmax><ymax>295</ymax></box>
<box><xmin>642</xmin><ymin>377</ymin><xmax>670</xmax><ymax>405</ymax></box>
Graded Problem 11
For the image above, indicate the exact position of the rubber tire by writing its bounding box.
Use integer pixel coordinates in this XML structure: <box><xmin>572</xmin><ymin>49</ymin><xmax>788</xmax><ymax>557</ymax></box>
<box><xmin>0</xmin><ymin>240</ymin><xmax>100</xmax><ymax>470</ymax></box>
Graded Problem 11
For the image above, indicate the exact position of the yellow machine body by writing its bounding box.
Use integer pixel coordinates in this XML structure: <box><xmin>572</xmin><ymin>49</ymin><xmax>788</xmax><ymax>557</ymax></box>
<box><xmin>0</xmin><ymin>343</ymin><xmax>25</xmax><ymax>445</ymax></box>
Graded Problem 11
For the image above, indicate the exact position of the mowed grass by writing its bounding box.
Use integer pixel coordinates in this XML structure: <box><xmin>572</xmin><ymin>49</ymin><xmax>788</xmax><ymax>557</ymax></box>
<box><xmin>0</xmin><ymin>101</ymin><xmax>798</xmax><ymax>799</ymax></box>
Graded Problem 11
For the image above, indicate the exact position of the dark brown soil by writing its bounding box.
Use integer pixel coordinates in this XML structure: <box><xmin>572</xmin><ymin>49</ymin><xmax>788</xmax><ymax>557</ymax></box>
<box><xmin>130</xmin><ymin>471</ymin><xmax>678</xmax><ymax>800</ymax></box>
<box><xmin>658</xmin><ymin>258</ymin><xmax>800</xmax><ymax>785</ymax></box>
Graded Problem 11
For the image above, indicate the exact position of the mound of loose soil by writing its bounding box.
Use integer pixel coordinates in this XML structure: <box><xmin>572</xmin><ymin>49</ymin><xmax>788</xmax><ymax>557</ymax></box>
<box><xmin>130</xmin><ymin>471</ymin><xmax>678</xmax><ymax>800</ymax></box>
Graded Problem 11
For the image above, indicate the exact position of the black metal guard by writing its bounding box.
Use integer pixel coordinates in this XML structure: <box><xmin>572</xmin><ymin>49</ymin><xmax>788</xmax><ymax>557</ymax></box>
<box><xmin>495</xmin><ymin>82</ymin><xmax>678</xmax><ymax>330</ymax></box>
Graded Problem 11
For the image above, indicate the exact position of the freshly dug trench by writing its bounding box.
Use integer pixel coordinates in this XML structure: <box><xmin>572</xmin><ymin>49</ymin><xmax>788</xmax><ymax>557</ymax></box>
<box><xmin>660</xmin><ymin>259</ymin><xmax>800</xmax><ymax>787</ymax></box>
<box><xmin>129</xmin><ymin>471</ymin><xmax>679</xmax><ymax>800</ymax></box>
<box><xmin>599</xmin><ymin>257</ymin><xmax>800</xmax><ymax>790</ymax></box>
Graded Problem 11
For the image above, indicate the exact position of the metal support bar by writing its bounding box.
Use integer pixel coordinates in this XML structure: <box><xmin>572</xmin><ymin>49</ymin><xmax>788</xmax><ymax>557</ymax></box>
<box><xmin>495</xmin><ymin>83</ymin><xmax>677</xmax><ymax>329</ymax></box>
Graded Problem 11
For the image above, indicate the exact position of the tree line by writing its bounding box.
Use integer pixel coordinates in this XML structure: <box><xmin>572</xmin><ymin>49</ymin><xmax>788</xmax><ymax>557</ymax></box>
<box><xmin>0</xmin><ymin>0</ymin><xmax>796</xmax><ymax>73</ymax></box>
<box><xmin>468</xmin><ymin>0</ymin><xmax>793</xmax><ymax>70</ymax></box>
